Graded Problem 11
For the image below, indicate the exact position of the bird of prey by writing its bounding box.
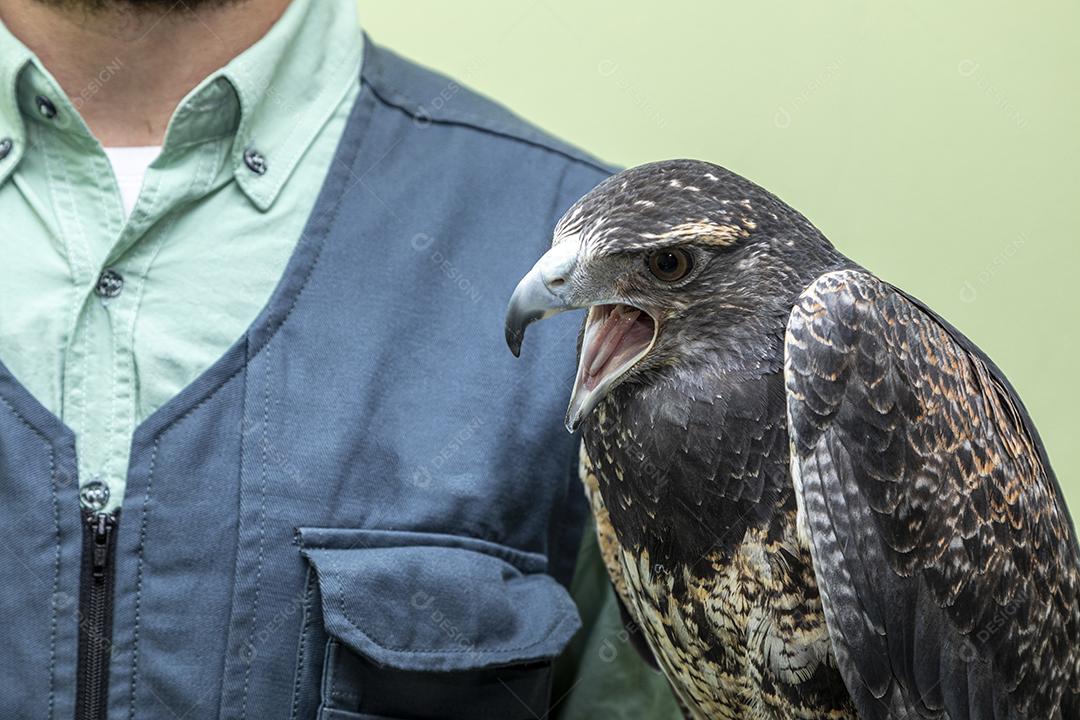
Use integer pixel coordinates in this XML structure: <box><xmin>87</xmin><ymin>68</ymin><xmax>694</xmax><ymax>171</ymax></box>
<box><xmin>505</xmin><ymin>159</ymin><xmax>1080</xmax><ymax>720</ymax></box>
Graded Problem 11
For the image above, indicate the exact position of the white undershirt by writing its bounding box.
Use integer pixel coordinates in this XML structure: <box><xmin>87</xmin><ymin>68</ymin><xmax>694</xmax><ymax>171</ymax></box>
<box><xmin>103</xmin><ymin>145</ymin><xmax>162</xmax><ymax>218</ymax></box>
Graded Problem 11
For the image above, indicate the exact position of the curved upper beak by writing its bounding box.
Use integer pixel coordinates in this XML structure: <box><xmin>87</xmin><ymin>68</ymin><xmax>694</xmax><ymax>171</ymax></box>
<box><xmin>504</xmin><ymin>241</ymin><xmax>580</xmax><ymax>357</ymax></box>
<box><xmin>506</xmin><ymin>241</ymin><xmax>659</xmax><ymax>435</ymax></box>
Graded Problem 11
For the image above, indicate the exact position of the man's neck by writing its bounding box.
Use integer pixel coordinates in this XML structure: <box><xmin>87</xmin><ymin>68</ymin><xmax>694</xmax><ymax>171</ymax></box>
<box><xmin>0</xmin><ymin>0</ymin><xmax>292</xmax><ymax>146</ymax></box>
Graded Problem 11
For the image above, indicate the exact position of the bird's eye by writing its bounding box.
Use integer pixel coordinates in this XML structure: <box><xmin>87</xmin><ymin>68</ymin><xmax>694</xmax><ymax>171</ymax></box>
<box><xmin>646</xmin><ymin>249</ymin><xmax>693</xmax><ymax>282</ymax></box>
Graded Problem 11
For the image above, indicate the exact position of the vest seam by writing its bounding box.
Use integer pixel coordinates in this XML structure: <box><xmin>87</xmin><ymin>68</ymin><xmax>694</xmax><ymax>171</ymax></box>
<box><xmin>47</xmin><ymin>445</ymin><xmax>59</xmax><ymax>720</ymax></box>
<box><xmin>287</xmin><ymin>566</ymin><xmax>317</xmax><ymax>720</ymax></box>
<box><xmin>126</xmin><ymin>437</ymin><xmax>158</xmax><ymax>720</ymax></box>
<box><xmin>360</xmin><ymin>36</ymin><xmax>611</xmax><ymax>172</ymax></box>
<box><xmin>0</xmin><ymin>393</ymin><xmax>62</xmax><ymax>717</ymax></box>
<box><xmin>328</xmin><ymin>640</ymin><xmax>353</xmax><ymax>706</ymax></box>
<box><xmin>0</xmin><ymin>391</ymin><xmax>56</xmax><ymax>445</ymax></box>
<box><xmin>363</xmin><ymin>76</ymin><xmax>612</xmax><ymax>178</ymax></box>
<box><xmin>238</xmin><ymin>339</ymin><xmax>272</xmax><ymax>719</ymax></box>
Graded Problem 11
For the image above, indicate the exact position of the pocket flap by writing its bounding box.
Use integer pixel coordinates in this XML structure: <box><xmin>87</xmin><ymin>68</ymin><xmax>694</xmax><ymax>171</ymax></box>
<box><xmin>297</xmin><ymin>527</ymin><xmax>581</xmax><ymax>672</ymax></box>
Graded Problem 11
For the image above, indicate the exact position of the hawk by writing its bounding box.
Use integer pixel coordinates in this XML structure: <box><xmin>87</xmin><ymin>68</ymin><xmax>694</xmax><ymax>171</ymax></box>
<box><xmin>505</xmin><ymin>159</ymin><xmax>1080</xmax><ymax>719</ymax></box>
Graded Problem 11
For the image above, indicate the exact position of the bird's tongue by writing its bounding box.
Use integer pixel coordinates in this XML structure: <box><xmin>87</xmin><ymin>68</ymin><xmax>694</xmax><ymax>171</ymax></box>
<box><xmin>579</xmin><ymin>304</ymin><xmax>655</xmax><ymax>391</ymax></box>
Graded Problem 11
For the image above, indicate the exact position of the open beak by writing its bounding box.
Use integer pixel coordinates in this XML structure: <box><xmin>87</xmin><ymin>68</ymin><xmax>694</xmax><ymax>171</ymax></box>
<box><xmin>564</xmin><ymin>303</ymin><xmax>657</xmax><ymax>431</ymax></box>
<box><xmin>505</xmin><ymin>244</ymin><xmax>658</xmax><ymax>433</ymax></box>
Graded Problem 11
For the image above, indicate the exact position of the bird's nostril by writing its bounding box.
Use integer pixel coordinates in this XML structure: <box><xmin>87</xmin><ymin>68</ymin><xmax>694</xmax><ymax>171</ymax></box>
<box><xmin>548</xmin><ymin>277</ymin><xmax>566</xmax><ymax>289</ymax></box>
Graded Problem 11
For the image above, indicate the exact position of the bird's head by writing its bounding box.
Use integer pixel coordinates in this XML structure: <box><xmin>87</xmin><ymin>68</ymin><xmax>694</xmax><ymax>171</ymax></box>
<box><xmin>505</xmin><ymin>159</ymin><xmax>831</xmax><ymax>432</ymax></box>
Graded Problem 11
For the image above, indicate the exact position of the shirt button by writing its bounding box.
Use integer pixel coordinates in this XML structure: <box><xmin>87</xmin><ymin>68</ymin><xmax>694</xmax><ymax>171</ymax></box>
<box><xmin>0</xmin><ymin>138</ymin><xmax>12</xmax><ymax>160</ymax></box>
<box><xmin>243</xmin><ymin>148</ymin><xmax>267</xmax><ymax>175</ymax></box>
<box><xmin>35</xmin><ymin>95</ymin><xmax>58</xmax><ymax>119</ymax></box>
<box><xmin>95</xmin><ymin>268</ymin><xmax>124</xmax><ymax>298</ymax></box>
<box><xmin>79</xmin><ymin>480</ymin><xmax>110</xmax><ymax>511</ymax></box>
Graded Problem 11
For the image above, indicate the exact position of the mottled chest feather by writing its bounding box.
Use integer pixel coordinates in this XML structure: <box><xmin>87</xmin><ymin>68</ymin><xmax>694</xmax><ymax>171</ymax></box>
<box><xmin>580</xmin><ymin>369</ymin><xmax>857</xmax><ymax>719</ymax></box>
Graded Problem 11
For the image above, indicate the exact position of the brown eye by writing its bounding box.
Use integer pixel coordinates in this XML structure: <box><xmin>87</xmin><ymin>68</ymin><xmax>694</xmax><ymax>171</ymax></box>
<box><xmin>647</xmin><ymin>249</ymin><xmax>693</xmax><ymax>282</ymax></box>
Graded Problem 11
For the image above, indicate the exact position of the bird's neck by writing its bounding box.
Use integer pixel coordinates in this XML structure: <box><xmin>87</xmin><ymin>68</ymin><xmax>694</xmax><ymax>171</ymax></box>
<box><xmin>691</xmin><ymin>244</ymin><xmax>854</xmax><ymax>371</ymax></box>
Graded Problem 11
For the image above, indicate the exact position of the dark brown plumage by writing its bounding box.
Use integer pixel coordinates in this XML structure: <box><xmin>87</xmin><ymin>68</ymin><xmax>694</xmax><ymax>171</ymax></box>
<box><xmin>505</xmin><ymin>159</ymin><xmax>1080</xmax><ymax>719</ymax></box>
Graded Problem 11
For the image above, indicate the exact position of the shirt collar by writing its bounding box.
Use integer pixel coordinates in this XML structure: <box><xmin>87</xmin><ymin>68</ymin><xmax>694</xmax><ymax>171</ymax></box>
<box><xmin>0</xmin><ymin>21</ymin><xmax>33</xmax><ymax>182</ymax></box>
<box><xmin>0</xmin><ymin>0</ymin><xmax>364</xmax><ymax>210</ymax></box>
<box><xmin>218</xmin><ymin>0</ymin><xmax>364</xmax><ymax>210</ymax></box>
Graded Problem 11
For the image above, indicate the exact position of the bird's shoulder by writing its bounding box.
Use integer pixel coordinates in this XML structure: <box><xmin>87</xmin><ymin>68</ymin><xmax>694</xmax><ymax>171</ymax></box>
<box><xmin>783</xmin><ymin>267</ymin><xmax>1080</xmax><ymax>719</ymax></box>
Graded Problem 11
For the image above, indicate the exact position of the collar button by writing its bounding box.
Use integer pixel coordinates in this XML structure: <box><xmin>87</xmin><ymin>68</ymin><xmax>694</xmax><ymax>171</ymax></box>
<box><xmin>0</xmin><ymin>138</ymin><xmax>12</xmax><ymax>160</ymax></box>
<box><xmin>243</xmin><ymin>148</ymin><xmax>267</xmax><ymax>175</ymax></box>
<box><xmin>35</xmin><ymin>95</ymin><xmax>58</xmax><ymax>120</ymax></box>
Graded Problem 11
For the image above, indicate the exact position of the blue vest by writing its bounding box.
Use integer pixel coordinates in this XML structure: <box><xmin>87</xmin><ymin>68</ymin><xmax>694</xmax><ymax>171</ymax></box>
<box><xmin>1</xmin><ymin>40</ymin><xmax>610</xmax><ymax>719</ymax></box>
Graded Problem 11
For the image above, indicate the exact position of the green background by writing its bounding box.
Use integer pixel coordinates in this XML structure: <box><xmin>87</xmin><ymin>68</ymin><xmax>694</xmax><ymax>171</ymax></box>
<box><xmin>359</xmin><ymin>3</ymin><xmax>1078</xmax><ymax>511</ymax></box>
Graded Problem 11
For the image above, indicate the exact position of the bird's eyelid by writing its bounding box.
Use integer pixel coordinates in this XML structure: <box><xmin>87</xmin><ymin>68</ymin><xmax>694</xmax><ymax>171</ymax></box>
<box><xmin>596</xmin><ymin>239</ymin><xmax>698</xmax><ymax>260</ymax></box>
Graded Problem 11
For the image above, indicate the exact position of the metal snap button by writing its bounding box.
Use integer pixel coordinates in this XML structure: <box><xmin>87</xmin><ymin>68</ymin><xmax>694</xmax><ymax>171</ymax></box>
<box><xmin>243</xmin><ymin>148</ymin><xmax>267</xmax><ymax>175</ymax></box>
<box><xmin>80</xmin><ymin>480</ymin><xmax>110</xmax><ymax>511</ymax></box>
<box><xmin>35</xmin><ymin>95</ymin><xmax>57</xmax><ymax>119</ymax></box>
<box><xmin>95</xmin><ymin>268</ymin><xmax>124</xmax><ymax>298</ymax></box>
<box><xmin>0</xmin><ymin>138</ymin><xmax>12</xmax><ymax>160</ymax></box>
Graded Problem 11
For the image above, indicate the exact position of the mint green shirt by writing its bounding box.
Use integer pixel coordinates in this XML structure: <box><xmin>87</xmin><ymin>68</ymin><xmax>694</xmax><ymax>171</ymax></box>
<box><xmin>0</xmin><ymin>1</ymin><xmax>680</xmax><ymax>716</ymax></box>
<box><xmin>0</xmin><ymin>0</ymin><xmax>362</xmax><ymax>513</ymax></box>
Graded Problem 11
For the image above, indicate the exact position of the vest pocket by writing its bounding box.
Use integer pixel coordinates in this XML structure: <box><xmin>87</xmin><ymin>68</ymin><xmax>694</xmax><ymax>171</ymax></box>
<box><xmin>295</xmin><ymin>527</ymin><xmax>581</xmax><ymax>719</ymax></box>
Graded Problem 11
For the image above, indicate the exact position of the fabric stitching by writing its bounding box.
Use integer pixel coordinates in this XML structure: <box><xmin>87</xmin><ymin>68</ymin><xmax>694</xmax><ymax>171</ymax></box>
<box><xmin>105</xmin><ymin>135</ymin><xmax>201</xmax><ymax>483</ymax></box>
<box><xmin>328</xmin><ymin>641</ymin><xmax>349</xmax><ymax>705</ymax></box>
<box><xmin>0</xmin><ymin>394</ymin><xmax>63</xmax><ymax>718</ymax></box>
<box><xmin>362</xmin><ymin>50</ymin><xmax>611</xmax><ymax>176</ymax></box>
<box><xmin>118</xmin><ymin>209</ymin><xmax>177</xmax><ymax>424</ymax></box>
<box><xmin>287</xmin><ymin>567</ymin><xmax>316</xmax><ymax>720</ymax></box>
<box><xmin>238</xmin><ymin>338</ymin><xmax>272</xmax><ymax>720</ymax></box>
<box><xmin>0</xmin><ymin>392</ymin><xmax>56</xmax><ymax>448</ymax></box>
<box><xmin>47</xmin><ymin>445</ymin><xmax>60</xmax><ymax>720</ymax></box>
<box><xmin>40</xmin><ymin>129</ymin><xmax>96</xmax><ymax>460</ymax></box>
<box><xmin>365</xmin><ymin>80</ymin><xmax>611</xmax><ymax>177</ymax></box>
<box><xmin>245</xmin><ymin>50</ymin><xmax>362</xmax><ymax>208</ymax></box>
<box><xmin>313</xmin><ymin>539</ymin><xmax>573</xmax><ymax>657</ymax></box>
<box><xmin>301</xmin><ymin>535</ymin><xmax>545</xmax><ymax>571</ymax></box>
<box><xmin>98</xmin><ymin>142</ymin><xmax>169</xmax><ymax>504</ymax></box>
<box><xmin>99</xmin><ymin>146</ymin><xmax>134</xmax><ymax>492</ymax></box>
<box><xmin>331</xmin><ymin>570</ymin><xmax>577</xmax><ymax>657</ymax></box>
<box><xmin>126</xmin><ymin>439</ymin><xmax>158</xmax><ymax>720</ymax></box>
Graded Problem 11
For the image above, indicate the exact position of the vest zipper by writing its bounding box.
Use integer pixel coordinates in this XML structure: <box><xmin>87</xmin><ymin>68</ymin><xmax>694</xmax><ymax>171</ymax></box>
<box><xmin>76</xmin><ymin>509</ymin><xmax>118</xmax><ymax>720</ymax></box>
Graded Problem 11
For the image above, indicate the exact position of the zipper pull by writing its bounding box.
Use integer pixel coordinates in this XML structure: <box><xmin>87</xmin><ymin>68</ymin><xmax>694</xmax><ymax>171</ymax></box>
<box><xmin>90</xmin><ymin>512</ymin><xmax>114</xmax><ymax>581</ymax></box>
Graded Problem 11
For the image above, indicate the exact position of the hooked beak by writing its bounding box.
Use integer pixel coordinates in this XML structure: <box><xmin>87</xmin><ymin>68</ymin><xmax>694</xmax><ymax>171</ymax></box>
<box><xmin>505</xmin><ymin>243</ymin><xmax>658</xmax><ymax>433</ymax></box>
<box><xmin>504</xmin><ymin>241</ymin><xmax>580</xmax><ymax>357</ymax></box>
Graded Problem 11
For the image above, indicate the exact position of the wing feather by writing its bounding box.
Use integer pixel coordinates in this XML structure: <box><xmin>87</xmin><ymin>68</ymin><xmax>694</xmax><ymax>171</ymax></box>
<box><xmin>785</xmin><ymin>269</ymin><xmax>1080</xmax><ymax>719</ymax></box>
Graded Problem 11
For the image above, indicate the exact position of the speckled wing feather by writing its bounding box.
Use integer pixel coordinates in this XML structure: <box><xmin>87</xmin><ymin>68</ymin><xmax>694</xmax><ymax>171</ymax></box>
<box><xmin>784</xmin><ymin>269</ymin><xmax>1080</xmax><ymax>719</ymax></box>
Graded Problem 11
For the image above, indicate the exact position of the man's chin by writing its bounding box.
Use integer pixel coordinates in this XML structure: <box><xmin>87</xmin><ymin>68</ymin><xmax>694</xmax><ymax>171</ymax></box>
<box><xmin>34</xmin><ymin>0</ymin><xmax>241</xmax><ymax>12</ymax></box>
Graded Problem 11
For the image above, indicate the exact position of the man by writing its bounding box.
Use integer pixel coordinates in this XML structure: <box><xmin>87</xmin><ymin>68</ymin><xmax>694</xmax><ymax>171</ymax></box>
<box><xmin>0</xmin><ymin>0</ymin><xmax>681</xmax><ymax>717</ymax></box>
